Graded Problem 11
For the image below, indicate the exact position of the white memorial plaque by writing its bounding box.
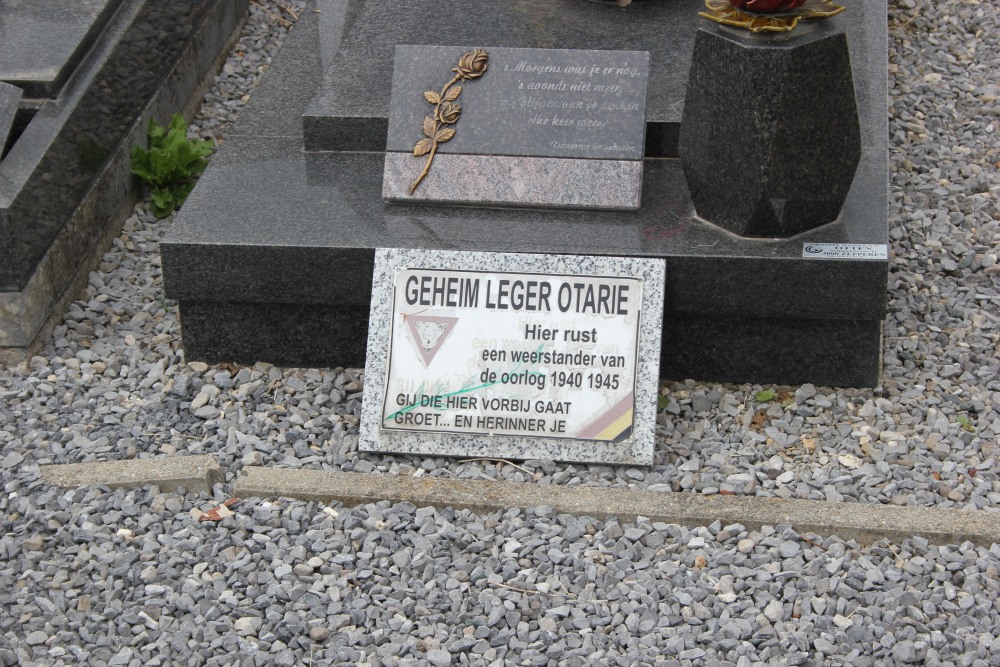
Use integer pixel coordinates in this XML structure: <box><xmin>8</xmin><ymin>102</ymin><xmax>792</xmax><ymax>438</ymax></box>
<box><xmin>360</xmin><ymin>249</ymin><xmax>665</xmax><ymax>465</ymax></box>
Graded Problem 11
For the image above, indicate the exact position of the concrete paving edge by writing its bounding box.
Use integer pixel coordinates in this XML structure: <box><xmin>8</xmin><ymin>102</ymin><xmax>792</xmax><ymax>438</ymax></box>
<box><xmin>236</xmin><ymin>467</ymin><xmax>1000</xmax><ymax>547</ymax></box>
<box><xmin>41</xmin><ymin>455</ymin><xmax>221</xmax><ymax>494</ymax></box>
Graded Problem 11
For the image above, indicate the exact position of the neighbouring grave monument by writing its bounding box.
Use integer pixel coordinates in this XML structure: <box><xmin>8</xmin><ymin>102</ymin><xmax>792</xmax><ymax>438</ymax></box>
<box><xmin>162</xmin><ymin>0</ymin><xmax>888</xmax><ymax>389</ymax></box>
<box><xmin>0</xmin><ymin>0</ymin><xmax>247</xmax><ymax>361</ymax></box>
<box><xmin>0</xmin><ymin>83</ymin><xmax>20</xmax><ymax>151</ymax></box>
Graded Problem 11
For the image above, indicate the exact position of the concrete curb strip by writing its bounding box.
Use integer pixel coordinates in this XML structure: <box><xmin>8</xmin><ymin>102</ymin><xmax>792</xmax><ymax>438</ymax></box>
<box><xmin>236</xmin><ymin>467</ymin><xmax>1000</xmax><ymax>547</ymax></box>
<box><xmin>41</xmin><ymin>456</ymin><xmax>221</xmax><ymax>494</ymax></box>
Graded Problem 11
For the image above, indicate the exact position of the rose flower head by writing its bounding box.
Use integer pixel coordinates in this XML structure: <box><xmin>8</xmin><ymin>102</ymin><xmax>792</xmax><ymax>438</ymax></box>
<box><xmin>438</xmin><ymin>102</ymin><xmax>461</xmax><ymax>124</ymax></box>
<box><xmin>454</xmin><ymin>49</ymin><xmax>488</xmax><ymax>80</ymax></box>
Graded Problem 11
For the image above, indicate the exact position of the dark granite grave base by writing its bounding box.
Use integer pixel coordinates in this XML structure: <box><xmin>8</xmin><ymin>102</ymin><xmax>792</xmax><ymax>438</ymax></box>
<box><xmin>177</xmin><ymin>302</ymin><xmax>372</xmax><ymax>367</ymax></box>
<box><xmin>175</xmin><ymin>302</ymin><xmax>881</xmax><ymax>387</ymax></box>
<box><xmin>163</xmin><ymin>0</ymin><xmax>889</xmax><ymax>387</ymax></box>
<box><xmin>0</xmin><ymin>0</ymin><xmax>248</xmax><ymax>361</ymax></box>
<box><xmin>662</xmin><ymin>315</ymin><xmax>881</xmax><ymax>387</ymax></box>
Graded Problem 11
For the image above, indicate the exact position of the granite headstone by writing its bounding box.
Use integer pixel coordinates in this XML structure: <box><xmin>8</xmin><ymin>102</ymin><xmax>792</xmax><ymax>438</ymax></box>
<box><xmin>383</xmin><ymin>45</ymin><xmax>649</xmax><ymax>210</ymax></box>
<box><xmin>0</xmin><ymin>0</ymin><xmax>125</xmax><ymax>99</ymax></box>
<box><xmin>0</xmin><ymin>83</ymin><xmax>21</xmax><ymax>154</ymax></box>
<box><xmin>1</xmin><ymin>0</ymin><xmax>247</xmax><ymax>358</ymax></box>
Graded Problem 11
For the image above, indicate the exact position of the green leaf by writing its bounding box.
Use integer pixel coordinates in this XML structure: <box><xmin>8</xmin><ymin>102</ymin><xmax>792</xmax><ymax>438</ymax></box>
<box><xmin>150</xmin><ymin>188</ymin><xmax>176</xmax><ymax>218</ymax></box>
<box><xmin>147</xmin><ymin>117</ymin><xmax>166</xmax><ymax>143</ymax></box>
<box><xmin>130</xmin><ymin>146</ymin><xmax>154</xmax><ymax>181</ymax></box>
<box><xmin>169</xmin><ymin>112</ymin><xmax>187</xmax><ymax>134</ymax></box>
<box><xmin>174</xmin><ymin>180</ymin><xmax>196</xmax><ymax>201</ymax></box>
<box><xmin>131</xmin><ymin>111</ymin><xmax>214</xmax><ymax>215</ymax></box>
<box><xmin>657</xmin><ymin>395</ymin><xmax>668</xmax><ymax>411</ymax></box>
<box><xmin>956</xmin><ymin>414</ymin><xmax>975</xmax><ymax>432</ymax></box>
<box><xmin>756</xmin><ymin>388</ymin><xmax>776</xmax><ymax>402</ymax></box>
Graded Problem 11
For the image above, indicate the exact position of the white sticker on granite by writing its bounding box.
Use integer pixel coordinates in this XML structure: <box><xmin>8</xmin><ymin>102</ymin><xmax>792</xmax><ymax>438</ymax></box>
<box><xmin>802</xmin><ymin>243</ymin><xmax>888</xmax><ymax>260</ymax></box>
<box><xmin>361</xmin><ymin>249</ymin><xmax>665</xmax><ymax>465</ymax></box>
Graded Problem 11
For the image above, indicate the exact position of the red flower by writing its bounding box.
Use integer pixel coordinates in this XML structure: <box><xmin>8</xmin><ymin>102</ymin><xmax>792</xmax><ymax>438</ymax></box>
<box><xmin>728</xmin><ymin>0</ymin><xmax>806</xmax><ymax>11</ymax></box>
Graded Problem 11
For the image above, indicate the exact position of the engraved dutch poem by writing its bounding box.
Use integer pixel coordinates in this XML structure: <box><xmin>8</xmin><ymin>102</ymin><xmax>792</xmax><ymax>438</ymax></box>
<box><xmin>409</xmin><ymin>48</ymin><xmax>489</xmax><ymax>194</ymax></box>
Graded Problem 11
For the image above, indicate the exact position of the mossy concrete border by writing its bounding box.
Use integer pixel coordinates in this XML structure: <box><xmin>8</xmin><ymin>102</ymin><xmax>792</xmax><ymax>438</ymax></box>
<box><xmin>236</xmin><ymin>466</ymin><xmax>1000</xmax><ymax>547</ymax></box>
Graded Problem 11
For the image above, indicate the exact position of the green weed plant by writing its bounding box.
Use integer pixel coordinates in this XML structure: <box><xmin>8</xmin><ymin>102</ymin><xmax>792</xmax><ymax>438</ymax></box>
<box><xmin>755</xmin><ymin>388</ymin><xmax>776</xmax><ymax>402</ymax></box>
<box><xmin>131</xmin><ymin>113</ymin><xmax>213</xmax><ymax>218</ymax></box>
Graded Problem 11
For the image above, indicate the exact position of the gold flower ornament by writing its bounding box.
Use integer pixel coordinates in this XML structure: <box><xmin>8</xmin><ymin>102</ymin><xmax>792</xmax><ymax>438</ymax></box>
<box><xmin>409</xmin><ymin>48</ymin><xmax>489</xmax><ymax>194</ymax></box>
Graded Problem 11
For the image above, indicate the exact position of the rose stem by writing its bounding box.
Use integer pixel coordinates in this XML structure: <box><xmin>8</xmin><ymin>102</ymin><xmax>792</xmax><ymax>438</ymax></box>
<box><xmin>409</xmin><ymin>74</ymin><xmax>462</xmax><ymax>194</ymax></box>
<box><xmin>409</xmin><ymin>143</ymin><xmax>437</xmax><ymax>194</ymax></box>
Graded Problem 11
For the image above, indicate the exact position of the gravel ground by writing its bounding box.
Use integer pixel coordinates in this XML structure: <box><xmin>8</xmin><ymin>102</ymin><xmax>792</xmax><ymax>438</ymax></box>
<box><xmin>1</xmin><ymin>0</ymin><xmax>999</xmax><ymax>664</ymax></box>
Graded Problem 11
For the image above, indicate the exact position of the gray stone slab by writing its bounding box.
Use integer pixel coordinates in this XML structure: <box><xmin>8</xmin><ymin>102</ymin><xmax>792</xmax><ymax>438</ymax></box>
<box><xmin>360</xmin><ymin>249</ymin><xmax>665</xmax><ymax>465</ymax></box>
<box><xmin>303</xmin><ymin>0</ymin><xmax>886</xmax><ymax>157</ymax></box>
<box><xmin>0</xmin><ymin>83</ymin><xmax>20</xmax><ymax>152</ymax></box>
<box><xmin>234</xmin><ymin>468</ymin><xmax>1000</xmax><ymax>548</ymax></box>
<box><xmin>385</xmin><ymin>45</ymin><xmax>648</xmax><ymax>160</ymax></box>
<box><xmin>41</xmin><ymin>456</ymin><xmax>222</xmax><ymax>493</ymax></box>
<box><xmin>0</xmin><ymin>0</ymin><xmax>125</xmax><ymax>98</ymax></box>
<box><xmin>303</xmin><ymin>0</ymin><xmax>694</xmax><ymax>154</ymax></box>
<box><xmin>383</xmin><ymin>45</ymin><xmax>647</xmax><ymax>209</ymax></box>
<box><xmin>162</xmin><ymin>0</ymin><xmax>889</xmax><ymax>387</ymax></box>
<box><xmin>1</xmin><ymin>0</ymin><xmax>248</xmax><ymax>357</ymax></box>
<box><xmin>382</xmin><ymin>153</ymin><xmax>643</xmax><ymax>210</ymax></box>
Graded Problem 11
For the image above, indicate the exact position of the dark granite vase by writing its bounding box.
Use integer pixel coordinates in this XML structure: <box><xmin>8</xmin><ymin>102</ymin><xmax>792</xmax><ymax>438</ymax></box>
<box><xmin>679</xmin><ymin>17</ymin><xmax>861</xmax><ymax>238</ymax></box>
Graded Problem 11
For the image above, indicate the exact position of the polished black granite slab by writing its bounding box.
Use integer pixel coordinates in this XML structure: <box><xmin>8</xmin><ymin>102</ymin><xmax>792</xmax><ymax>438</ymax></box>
<box><xmin>163</xmin><ymin>0</ymin><xmax>889</xmax><ymax>386</ymax></box>
<box><xmin>304</xmin><ymin>0</ymin><xmax>693</xmax><ymax>155</ymax></box>
<box><xmin>167</xmin><ymin>141</ymin><xmax>886</xmax><ymax>319</ymax></box>
<box><xmin>176</xmin><ymin>302</ymin><xmax>880</xmax><ymax>388</ymax></box>
<box><xmin>303</xmin><ymin>0</ymin><xmax>886</xmax><ymax>158</ymax></box>
<box><xmin>0</xmin><ymin>0</ymin><xmax>125</xmax><ymax>99</ymax></box>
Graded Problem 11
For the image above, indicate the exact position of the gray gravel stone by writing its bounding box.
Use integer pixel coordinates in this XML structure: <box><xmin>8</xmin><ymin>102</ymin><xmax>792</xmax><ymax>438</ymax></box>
<box><xmin>1</xmin><ymin>1</ymin><xmax>998</xmax><ymax>665</ymax></box>
<box><xmin>21</xmin><ymin>535</ymin><xmax>44</xmax><ymax>551</ymax></box>
<box><xmin>426</xmin><ymin>648</ymin><xmax>452</xmax><ymax>666</ymax></box>
<box><xmin>234</xmin><ymin>616</ymin><xmax>262</xmax><ymax>636</ymax></box>
<box><xmin>779</xmin><ymin>540</ymin><xmax>801</xmax><ymax>558</ymax></box>
<box><xmin>24</xmin><ymin>630</ymin><xmax>47</xmax><ymax>646</ymax></box>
